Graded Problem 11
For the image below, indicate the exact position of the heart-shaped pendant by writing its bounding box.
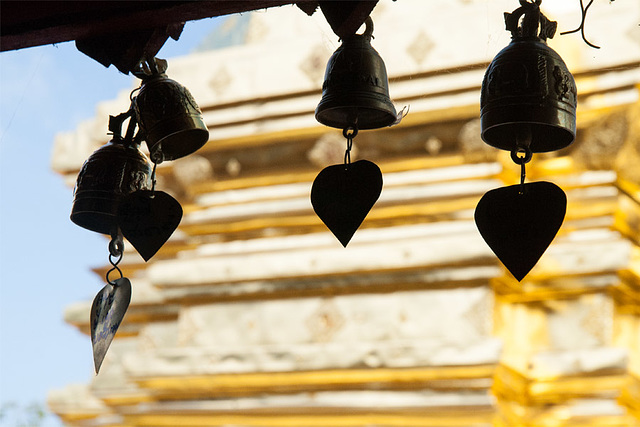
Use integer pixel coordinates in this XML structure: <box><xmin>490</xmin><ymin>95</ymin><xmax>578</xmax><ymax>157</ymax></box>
<box><xmin>90</xmin><ymin>277</ymin><xmax>132</xmax><ymax>373</ymax></box>
<box><xmin>311</xmin><ymin>159</ymin><xmax>383</xmax><ymax>247</ymax></box>
<box><xmin>118</xmin><ymin>190</ymin><xmax>182</xmax><ymax>261</ymax></box>
<box><xmin>474</xmin><ymin>181</ymin><xmax>566</xmax><ymax>281</ymax></box>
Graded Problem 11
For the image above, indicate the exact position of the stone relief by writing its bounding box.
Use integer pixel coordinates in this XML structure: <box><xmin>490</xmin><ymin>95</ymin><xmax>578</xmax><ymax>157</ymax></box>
<box><xmin>406</xmin><ymin>31</ymin><xmax>434</xmax><ymax>65</ymax></box>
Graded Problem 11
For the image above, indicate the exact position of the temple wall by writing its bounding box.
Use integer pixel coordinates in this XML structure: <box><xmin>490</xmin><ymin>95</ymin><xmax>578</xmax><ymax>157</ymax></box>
<box><xmin>49</xmin><ymin>1</ymin><xmax>640</xmax><ymax>426</ymax></box>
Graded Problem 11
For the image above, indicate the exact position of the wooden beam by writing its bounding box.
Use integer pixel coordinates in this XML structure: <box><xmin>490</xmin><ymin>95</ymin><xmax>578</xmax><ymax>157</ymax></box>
<box><xmin>1</xmin><ymin>1</ymin><xmax>297</xmax><ymax>52</ymax></box>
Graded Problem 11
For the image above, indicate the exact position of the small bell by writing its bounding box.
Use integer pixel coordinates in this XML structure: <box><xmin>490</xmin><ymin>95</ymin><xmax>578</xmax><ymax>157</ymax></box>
<box><xmin>480</xmin><ymin>0</ymin><xmax>577</xmax><ymax>153</ymax></box>
<box><xmin>316</xmin><ymin>17</ymin><xmax>397</xmax><ymax>130</ymax></box>
<box><xmin>133</xmin><ymin>58</ymin><xmax>209</xmax><ymax>162</ymax></box>
<box><xmin>71</xmin><ymin>114</ymin><xmax>153</xmax><ymax>235</ymax></box>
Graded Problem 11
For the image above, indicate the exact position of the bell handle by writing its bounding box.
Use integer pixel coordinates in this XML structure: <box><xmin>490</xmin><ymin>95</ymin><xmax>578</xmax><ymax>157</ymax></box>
<box><xmin>518</xmin><ymin>0</ymin><xmax>541</xmax><ymax>7</ymax></box>
<box><xmin>342</xmin><ymin>16</ymin><xmax>374</xmax><ymax>42</ymax></box>
<box><xmin>123</xmin><ymin>108</ymin><xmax>138</xmax><ymax>144</ymax></box>
<box><xmin>108</xmin><ymin>105</ymin><xmax>143</xmax><ymax>149</ymax></box>
<box><xmin>362</xmin><ymin>16</ymin><xmax>374</xmax><ymax>39</ymax></box>
<box><xmin>505</xmin><ymin>0</ymin><xmax>556</xmax><ymax>41</ymax></box>
<box><xmin>132</xmin><ymin>57</ymin><xmax>168</xmax><ymax>80</ymax></box>
<box><xmin>108</xmin><ymin>111</ymin><xmax>132</xmax><ymax>141</ymax></box>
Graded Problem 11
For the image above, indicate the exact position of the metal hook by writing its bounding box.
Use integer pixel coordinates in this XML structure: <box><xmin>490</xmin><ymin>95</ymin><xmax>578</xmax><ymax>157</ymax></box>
<box><xmin>106</xmin><ymin>231</ymin><xmax>125</xmax><ymax>284</ymax></box>
<box><xmin>129</xmin><ymin>86</ymin><xmax>141</xmax><ymax>102</ymax></box>
<box><xmin>560</xmin><ymin>0</ymin><xmax>600</xmax><ymax>49</ymax></box>
<box><xmin>106</xmin><ymin>249</ymin><xmax>124</xmax><ymax>285</ymax></box>
<box><xmin>106</xmin><ymin>263</ymin><xmax>124</xmax><ymax>285</ymax></box>
<box><xmin>109</xmin><ymin>229</ymin><xmax>124</xmax><ymax>256</ymax></box>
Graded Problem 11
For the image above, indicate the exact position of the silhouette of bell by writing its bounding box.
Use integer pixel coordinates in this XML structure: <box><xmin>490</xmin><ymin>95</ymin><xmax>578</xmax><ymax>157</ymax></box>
<box><xmin>480</xmin><ymin>1</ymin><xmax>577</xmax><ymax>153</ymax></box>
<box><xmin>133</xmin><ymin>60</ymin><xmax>209</xmax><ymax>162</ymax></box>
<box><xmin>316</xmin><ymin>17</ymin><xmax>397</xmax><ymax>130</ymax></box>
<box><xmin>71</xmin><ymin>115</ymin><xmax>153</xmax><ymax>235</ymax></box>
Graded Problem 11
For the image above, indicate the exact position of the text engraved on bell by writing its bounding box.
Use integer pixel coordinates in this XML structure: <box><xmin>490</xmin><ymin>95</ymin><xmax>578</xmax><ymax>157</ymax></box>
<box><xmin>323</xmin><ymin>73</ymin><xmax>383</xmax><ymax>91</ymax></box>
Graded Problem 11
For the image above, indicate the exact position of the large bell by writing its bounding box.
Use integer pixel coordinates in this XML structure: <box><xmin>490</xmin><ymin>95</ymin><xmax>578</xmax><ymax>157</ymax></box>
<box><xmin>480</xmin><ymin>1</ymin><xmax>577</xmax><ymax>153</ymax></box>
<box><xmin>133</xmin><ymin>61</ymin><xmax>209</xmax><ymax>162</ymax></box>
<box><xmin>71</xmin><ymin>119</ymin><xmax>153</xmax><ymax>235</ymax></box>
<box><xmin>316</xmin><ymin>17</ymin><xmax>397</xmax><ymax>130</ymax></box>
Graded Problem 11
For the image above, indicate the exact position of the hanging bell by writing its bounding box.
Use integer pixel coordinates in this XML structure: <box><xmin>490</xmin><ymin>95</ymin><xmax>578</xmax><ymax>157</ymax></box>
<box><xmin>71</xmin><ymin>115</ymin><xmax>153</xmax><ymax>235</ymax></box>
<box><xmin>133</xmin><ymin>58</ymin><xmax>209</xmax><ymax>162</ymax></box>
<box><xmin>480</xmin><ymin>0</ymin><xmax>577</xmax><ymax>153</ymax></box>
<box><xmin>315</xmin><ymin>17</ymin><xmax>397</xmax><ymax>130</ymax></box>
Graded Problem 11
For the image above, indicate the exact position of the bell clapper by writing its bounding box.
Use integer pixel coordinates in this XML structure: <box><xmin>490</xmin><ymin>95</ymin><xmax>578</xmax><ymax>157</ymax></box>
<box><xmin>343</xmin><ymin>126</ymin><xmax>358</xmax><ymax>170</ymax></box>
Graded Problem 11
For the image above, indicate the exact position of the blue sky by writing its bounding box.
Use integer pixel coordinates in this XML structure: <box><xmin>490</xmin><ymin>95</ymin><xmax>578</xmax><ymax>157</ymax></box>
<box><xmin>0</xmin><ymin>17</ymin><xmax>221</xmax><ymax>425</ymax></box>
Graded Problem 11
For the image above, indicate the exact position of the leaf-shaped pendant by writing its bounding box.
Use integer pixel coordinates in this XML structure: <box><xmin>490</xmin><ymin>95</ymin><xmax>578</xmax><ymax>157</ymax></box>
<box><xmin>90</xmin><ymin>277</ymin><xmax>132</xmax><ymax>373</ymax></box>
<box><xmin>118</xmin><ymin>190</ymin><xmax>182</xmax><ymax>261</ymax></box>
<box><xmin>475</xmin><ymin>181</ymin><xmax>566</xmax><ymax>281</ymax></box>
<box><xmin>311</xmin><ymin>160</ymin><xmax>383</xmax><ymax>247</ymax></box>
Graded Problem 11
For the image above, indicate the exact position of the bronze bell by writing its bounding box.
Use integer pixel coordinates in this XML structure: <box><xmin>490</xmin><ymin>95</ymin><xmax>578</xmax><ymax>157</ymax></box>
<box><xmin>71</xmin><ymin>116</ymin><xmax>153</xmax><ymax>235</ymax></box>
<box><xmin>316</xmin><ymin>17</ymin><xmax>397</xmax><ymax>130</ymax></box>
<box><xmin>480</xmin><ymin>1</ymin><xmax>577</xmax><ymax>153</ymax></box>
<box><xmin>133</xmin><ymin>60</ymin><xmax>209</xmax><ymax>162</ymax></box>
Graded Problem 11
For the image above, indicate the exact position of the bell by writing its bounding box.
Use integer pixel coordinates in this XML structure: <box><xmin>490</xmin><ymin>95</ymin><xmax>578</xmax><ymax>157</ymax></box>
<box><xmin>316</xmin><ymin>17</ymin><xmax>397</xmax><ymax>130</ymax></box>
<box><xmin>134</xmin><ymin>67</ymin><xmax>209</xmax><ymax>162</ymax></box>
<box><xmin>71</xmin><ymin>120</ymin><xmax>153</xmax><ymax>235</ymax></box>
<box><xmin>480</xmin><ymin>1</ymin><xmax>577</xmax><ymax>153</ymax></box>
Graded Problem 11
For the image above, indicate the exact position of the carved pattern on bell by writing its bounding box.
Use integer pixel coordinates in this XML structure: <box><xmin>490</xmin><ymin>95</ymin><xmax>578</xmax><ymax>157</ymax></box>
<box><xmin>137</xmin><ymin>76</ymin><xmax>203</xmax><ymax>123</ymax></box>
<box><xmin>134</xmin><ymin>74</ymin><xmax>209</xmax><ymax>162</ymax></box>
<box><xmin>74</xmin><ymin>142</ymin><xmax>152</xmax><ymax>195</ymax></box>
<box><xmin>71</xmin><ymin>140</ymin><xmax>153</xmax><ymax>235</ymax></box>
<box><xmin>553</xmin><ymin>65</ymin><xmax>577</xmax><ymax>103</ymax></box>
